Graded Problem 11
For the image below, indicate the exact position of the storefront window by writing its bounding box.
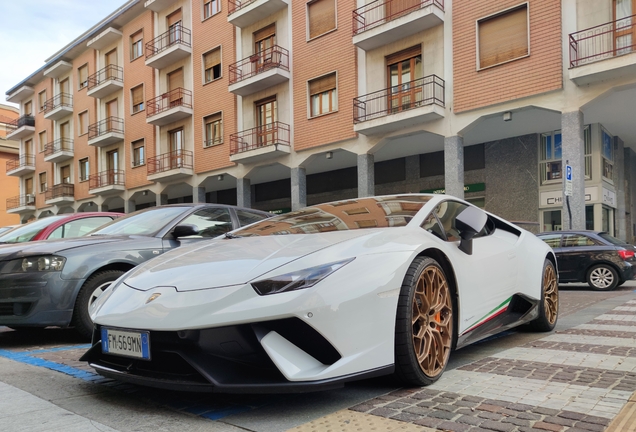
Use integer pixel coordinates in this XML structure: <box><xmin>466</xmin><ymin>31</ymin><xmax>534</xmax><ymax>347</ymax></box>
<box><xmin>602</xmin><ymin>205</ymin><xmax>614</xmax><ymax>234</ymax></box>
<box><xmin>542</xmin><ymin>210</ymin><xmax>562</xmax><ymax>231</ymax></box>
<box><xmin>540</xmin><ymin>126</ymin><xmax>591</xmax><ymax>184</ymax></box>
<box><xmin>586</xmin><ymin>205</ymin><xmax>594</xmax><ymax>231</ymax></box>
<box><xmin>602</xmin><ymin>129</ymin><xmax>614</xmax><ymax>181</ymax></box>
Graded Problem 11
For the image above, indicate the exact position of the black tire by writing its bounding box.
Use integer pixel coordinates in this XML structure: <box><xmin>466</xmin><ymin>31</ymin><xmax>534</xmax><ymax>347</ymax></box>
<box><xmin>72</xmin><ymin>270</ymin><xmax>125</xmax><ymax>339</ymax></box>
<box><xmin>587</xmin><ymin>264</ymin><xmax>619</xmax><ymax>291</ymax></box>
<box><xmin>394</xmin><ymin>257</ymin><xmax>455</xmax><ymax>386</ymax></box>
<box><xmin>528</xmin><ymin>259</ymin><xmax>559</xmax><ymax>332</ymax></box>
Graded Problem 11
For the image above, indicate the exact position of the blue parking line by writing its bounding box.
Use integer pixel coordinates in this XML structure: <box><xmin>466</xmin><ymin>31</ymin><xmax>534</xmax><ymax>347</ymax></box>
<box><xmin>0</xmin><ymin>348</ymin><xmax>96</xmax><ymax>380</ymax></box>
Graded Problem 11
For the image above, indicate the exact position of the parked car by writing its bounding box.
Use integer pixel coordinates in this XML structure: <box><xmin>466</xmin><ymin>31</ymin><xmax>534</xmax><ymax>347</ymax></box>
<box><xmin>83</xmin><ymin>194</ymin><xmax>558</xmax><ymax>393</ymax></box>
<box><xmin>0</xmin><ymin>213</ymin><xmax>122</xmax><ymax>244</ymax></box>
<box><xmin>0</xmin><ymin>204</ymin><xmax>271</xmax><ymax>337</ymax></box>
<box><xmin>536</xmin><ymin>230</ymin><xmax>635</xmax><ymax>290</ymax></box>
<box><xmin>0</xmin><ymin>225</ymin><xmax>19</xmax><ymax>236</ymax></box>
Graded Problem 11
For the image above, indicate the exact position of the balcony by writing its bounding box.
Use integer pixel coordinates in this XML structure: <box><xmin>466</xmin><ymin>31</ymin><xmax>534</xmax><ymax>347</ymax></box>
<box><xmin>353</xmin><ymin>74</ymin><xmax>445</xmax><ymax>135</ymax></box>
<box><xmin>43</xmin><ymin>138</ymin><xmax>74</xmax><ymax>163</ymax></box>
<box><xmin>45</xmin><ymin>183</ymin><xmax>74</xmax><ymax>205</ymax></box>
<box><xmin>230</xmin><ymin>122</ymin><xmax>291</xmax><ymax>164</ymax></box>
<box><xmin>6</xmin><ymin>195</ymin><xmax>36</xmax><ymax>214</ymax></box>
<box><xmin>43</xmin><ymin>93</ymin><xmax>73</xmax><ymax>121</ymax></box>
<box><xmin>89</xmin><ymin>170</ymin><xmax>125</xmax><ymax>195</ymax></box>
<box><xmin>5</xmin><ymin>115</ymin><xmax>35</xmax><ymax>141</ymax></box>
<box><xmin>147</xmin><ymin>149</ymin><xmax>193</xmax><ymax>182</ymax></box>
<box><xmin>228</xmin><ymin>46</ymin><xmax>290</xmax><ymax>96</ymax></box>
<box><xmin>88</xmin><ymin>117</ymin><xmax>124</xmax><ymax>147</ymax></box>
<box><xmin>6</xmin><ymin>85</ymin><xmax>34</xmax><ymax>104</ymax></box>
<box><xmin>352</xmin><ymin>0</ymin><xmax>444</xmax><ymax>51</ymax></box>
<box><xmin>87</xmin><ymin>27</ymin><xmax>122</xmax><ymax>50</ymax></box>
<box><xmin>144</xmin><ymin>0</ymin><xmax>174</xmax><ymax>12</ymax></box>
<box><xmin>145</xmin><ymin>26</ymin><xmax>192</xmax><ymax>69</ymax></box>
<box><xmin>43</xmin><ymin>60</ymin><xmax>72</xmax><ymax>79</ymax></box>
<box><xmin>228</xmin><ymin>0</ymin><xmax>289</xmax><ymax>28</ymax></box>
<box><xmin>6</xmin><ymin>155</ymin><xmax>35</xmax><ymax>177</ymax></box>
<box><xmin>146</xmin><ymin>88</ymin><xmax>193</xmax><ymax>126</ymax></box>
<box><xmin>87</xmin><ymin>65</ymin><xmax>124</xmax><ymax>99</ymax></box>
<box><xmin>569</xmin><ymin>14</ymin><xmax>636</xmax><ymax>85</ymax></box>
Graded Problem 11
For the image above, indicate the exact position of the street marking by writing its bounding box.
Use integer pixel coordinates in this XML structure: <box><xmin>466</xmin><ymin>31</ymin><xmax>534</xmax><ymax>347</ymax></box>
<box><xmin>541</xmin><ymin>333</ymin><xmax>636</xmax><ymax>348</ymax></box>
<box><xmin>490</xmin><ymin>347</ymin><xmax>636</xmax><ymax>372</ymax></box>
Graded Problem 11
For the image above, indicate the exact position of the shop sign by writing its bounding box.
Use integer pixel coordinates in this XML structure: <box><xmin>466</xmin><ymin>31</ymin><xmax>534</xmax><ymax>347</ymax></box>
<box><xmin>602</xmin><ymin>188</ymin><xmax>616</xmax><ymax>208</ymax></box>
<box><xmin>269</xmin><ymin>208</ymin><xmax>291</xmax><ymax>215</ymax></box>
<box><xmin>420</xmin><ymin>183</ymin><xmax>486</xmax><ymax>194</ymax></box>
<box><xmin>540</xmin><ymin>186</ymin><xmax>598</xmax><ymax>207</ymax></box>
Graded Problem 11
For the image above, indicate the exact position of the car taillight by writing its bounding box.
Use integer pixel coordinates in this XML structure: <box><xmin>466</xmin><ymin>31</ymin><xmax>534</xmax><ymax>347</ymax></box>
<box><xmin>618</xmin><ymin>249</ymin><xmax>634</xmax><ymax>260</ymax></box>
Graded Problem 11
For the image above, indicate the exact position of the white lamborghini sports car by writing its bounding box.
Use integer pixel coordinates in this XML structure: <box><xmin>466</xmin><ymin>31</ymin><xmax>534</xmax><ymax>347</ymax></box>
<box><xmin>82</xmin><ymin>194</ymin><xmax>559</xmax><ymax>393</ymax></box>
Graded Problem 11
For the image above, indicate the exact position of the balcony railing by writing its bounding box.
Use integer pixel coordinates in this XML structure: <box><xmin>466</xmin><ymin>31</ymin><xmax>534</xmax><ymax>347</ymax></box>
<box><xmin>146</xmin><ymin>88</ymin><xmax>193</xmax><ymax>117</ymax></box>
<box><xmin>569</xmin><ymin>14</ymin><xmax>636</xmax><ymax>68</ymax></box>
<box><xmin>353</xmin><ymin>74</ymin><xmax>445</xmax><ymax>123</ymax></box>
<box><xmin>229</xmin><ymin>45</ymin><xmax>289</xmax><ymax>85</ymax></box>
<box><xmin>87</xmin><ymin>64</ymin><xmax>123</xmax><ymax>90</ymax></box>
<box><xmin>230</xmin><ymin>122</ymin><xmax>290</xmax><ymax>155</ymax></box>
<box><xmin>43</xmin><ymin>93</ymin><xmax>72</xmax><ymax>114</ymax></box>
<box><xmin>145</xmin><ymin>25</ymin><xmax>191</xmax><ymax>59</ymax></box>
<box><xmin>147</xmin><ymin>149</ymin><xmax>193</xmax><ymax>175</ymax></box>
<box><xmin>6</xmin><ymin>194</ymin><xmax>35</xmax><ymax>210</ymax></box>
<box><xmin>353</xmin><ymin>0</ymin><xmax>444</xmax><ymax>35</ymax></box>
<box><xmin>88</xmin><ymin>117</ymin><xmax>124</xmax><ymax>140</ymax></box>
<box><xmin>6</xmin><ymin>155</ymin><xmax>35</xmax><ymax>173</ymax></box>
<box><xmin>89</xmin><ymin>170</ymin><xmax>125</xmax><ymax>190</ymax></box>
<box><xmin>6</xmin><ymin>115</ymin><xmax>35</xmax><ymax>134</ymax></box>
<box><xmin>228</xmin><ymin>0</ymin><xmax>258</xmax><ymax>15</ymax></box>
<box><xmin>43</xmin><ymin>138</ymin><xmax>73</xmax><ymax>157</ymax></box>
<box><xmin>45</xmin><ymin>183</ymin><xmax>74</xmax><ymax>201</ymax></box>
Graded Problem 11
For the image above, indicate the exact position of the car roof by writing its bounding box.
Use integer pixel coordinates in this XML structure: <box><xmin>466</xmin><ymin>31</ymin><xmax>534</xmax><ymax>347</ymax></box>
<box><xmin>538</xmin><ymin>230</ymin><xmax>605</xmax><ymax>236</ymax></box>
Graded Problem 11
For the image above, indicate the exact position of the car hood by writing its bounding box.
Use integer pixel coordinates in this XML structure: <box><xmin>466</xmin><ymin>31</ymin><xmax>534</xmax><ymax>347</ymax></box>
<box><xmin>0</xmin><ymin>235</ymin><xmax>150</xmax><ymax>258</ymax></box>
<box><xmin>123</xmin><ymin>230</ymin><xmax>372</xmax><ymax>292</ymax></box>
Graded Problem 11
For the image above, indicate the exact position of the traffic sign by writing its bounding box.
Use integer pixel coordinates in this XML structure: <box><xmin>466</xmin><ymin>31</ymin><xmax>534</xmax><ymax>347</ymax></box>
<box><xmin>565</xmin><ymin>165</ymin><xmax>572</xmax><ymax>196</ymax></box>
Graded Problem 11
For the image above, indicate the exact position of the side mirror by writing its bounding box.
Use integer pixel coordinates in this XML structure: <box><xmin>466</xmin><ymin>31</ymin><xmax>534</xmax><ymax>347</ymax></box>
<box><xmin>172</xmin><ymin>224</ymin><xmax>199</xmax><ymax>239</ymax></box>
<box><xmin>455</xmin><ymin>206</ymin><xmax>487</xmax><ymax>255</ymax></box>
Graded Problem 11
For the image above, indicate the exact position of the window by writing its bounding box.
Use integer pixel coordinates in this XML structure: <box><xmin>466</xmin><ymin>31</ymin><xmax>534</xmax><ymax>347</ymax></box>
<box><xmin>38</xmin><ymin>91</ymin><xmax>46</xmax><ymax>112</ymax></box>
<box><xmin>203</xmin><ymin>48</ymin><xmax>221</xmax><ymax>83</ymax></box>
<box><xmin>542</xmin><ymin>210</ymin><xmax>562</xmax><ymax>231</ymax></box>
<box><xmin>602</xmin><ymin>128</ymin><xmax>614</xmax><ymax>180</ymax></box>
<box><xmin>61</xmin><ymin>165</ymin><xmax>71</xmax><ymax>184</ymax></box>
<box><xmin>477</xmin><ymin>4</ymin><xmax>529</xmax><ymax>69</ymax></box>
<box><xmin>78</xmin><ymin>64</ymin><xmax>88</xmax><ymax>89</ymax></box>
<box><xmin>167</xmin><ymin>9</ymin><xmax>183</xmax><ymax>45</ymax></box>
<box><xmin>203</xmin><ymin>0</ymin><xmax>220</xmax><ymax>19</ymax></box>
<box><xmin>131</xmin><ymin>85</ymin><xmax>144</xmax><ymax>113</ymax></box>
<box><xmin>309</xmin><ymin>72</ymin><xmax>337</xmax><ymax>117</ymax></box>
<box><xmin>386</xmin><ymin>46</ymin><xmax>422</xmax><ymax>114</ymax></box>
<box><xmin>538</xmin><ymin>233</ymin><xmax>561</xmax><ymax>248</ymax></box>
<box><xmin>132</xmin><ymin>140</ymin><xmax>145</xmax><ymax>167</ymax></box>
<box><xmin>236</xmin><ymin>209</ymin><xmax>267</xmax><ymax>227</ymax></box>
<box><xmin>24</xmin><ymin>101</ymin><xmax>32</xmax><ymax>116</ymax></box>
<box><xmin>307</xmin><ymin>0</ymin><xmax>336</xmax><ymax>40</ymax></box>
<box><xmin>38</xmin><ymin>131</ymin><xmax>47</xmax><ymax>153</ymax></box>
<box><xmin>204</xmin><ymin>113</ymin><xmax>222</xmax><ymax>147</ymax></box>
<box><xmin>130</xmin><ymin>30</ymin><xmax>143</xmax><ymax>61</ymax></box>
<box><xmin>562</xmin><ymin>234</ymin><xmax>597</xmax><ymax>247</ymax></box>
<box><xmin>78</xmin><ymin>111</ymin><xmax>88</xmax><ymax>135</ymax></box>
<box><xmin>39</xmin><ymin>172</ymin><xmax>47</xmax><ymax>193</ymax></box>
<box><xmin>540</xmin><ymin>131</ymin><xmax>562</xmax><ymax>183</ymax></box>
<box><xmin>49</xmin><ymin>217</ymin><xmax>115</xmax><ymax>240</ymax></box>
<box><xmin>79</xmin><ymin>158</ymin><xmax>89</xmax><ymax>182</ymax></box>
<box><xmin>614</xmin><ymin>0</ymin><xmax>635</xmax><ymax>55</ymax></box>
<box><xmin>179</xmin><ymin>207</ymin><xmax>233</xmax><ymax>237</ymax></box>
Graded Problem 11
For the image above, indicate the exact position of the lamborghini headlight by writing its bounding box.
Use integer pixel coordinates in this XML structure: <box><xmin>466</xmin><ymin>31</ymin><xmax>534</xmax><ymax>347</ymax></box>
<box><xmin>0</xmin><ymin>255</ymin><xmax>66</xmax><ymax>274</ymax></box>
<box><xmin>251</xmin><ymin>258</ymin><xmax>354</xmax><ymax>296</ymax></box>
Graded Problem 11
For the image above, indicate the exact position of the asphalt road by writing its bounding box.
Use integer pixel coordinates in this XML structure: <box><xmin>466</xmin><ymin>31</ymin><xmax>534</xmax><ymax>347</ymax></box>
<box><xmin>0</xmin><ymin>281</ymin><xmax>634</xmax><ymax>432</ymax></box>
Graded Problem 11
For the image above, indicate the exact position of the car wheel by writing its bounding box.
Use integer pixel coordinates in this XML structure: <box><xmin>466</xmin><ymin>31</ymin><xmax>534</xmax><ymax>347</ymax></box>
<box><xmin>394</xmin><ymin>256</ymin><xmax>454</xmax><ymax>386</ymax></box>
<box><xmin>72</xmin><ymin>270</ymin><xmax>125</xmax><ymax>339</ymax></box>
<box><xmin>528</xmin><ymin>259</ymin><xmax>559</xmax><ymax>332</ymax></box>
<box><xmin>587</xmin><ymin>264</ymin><xmax>619</xmax><ymax>291</ymax></box>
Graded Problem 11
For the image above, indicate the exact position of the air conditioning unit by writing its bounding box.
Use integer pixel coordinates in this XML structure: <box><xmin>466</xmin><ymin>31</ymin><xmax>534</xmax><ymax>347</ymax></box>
<box><xmin>25</xmin><ymin>194</ymin><xmax>35</xmax><ymax>204</ymax></box>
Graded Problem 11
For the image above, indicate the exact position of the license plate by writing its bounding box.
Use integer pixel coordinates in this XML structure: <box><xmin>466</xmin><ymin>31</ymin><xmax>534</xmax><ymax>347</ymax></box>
<box><xmin>101</xmin><ymin>327</ymin><xmax>150</xmax><ymax>360</ymax></box>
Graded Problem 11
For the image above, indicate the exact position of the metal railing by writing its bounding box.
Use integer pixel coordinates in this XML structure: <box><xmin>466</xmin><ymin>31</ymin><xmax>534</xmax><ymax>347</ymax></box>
<box><xmin>6</xmin><ymin>155</ymin><xmax>35</xmax><ymax>173</ymax></box>
<box><xmin>6</xmin><ymin>115</ymin><xmax>35</xmax><ymax>134</ymax></box>
<box><xmin>569</xmin><ymin>14</ymin><xmax>636</xmax><ymax>68</ymax></box>
<box><xmin>87</xmin><ymin>64</ymin><xmax>123</xmax><ymax>90</ymax></box>
<box><xmin>229</xmin><ymin>45</ymin><xmax>289</xmax><ymax>85</ymax></box>
<box><xmin>88</xmin><ymin>117</ymin><xmax>124</xmax><ymax>140</ymax></box>
<box><xmin>43</xmin><ymin>138</ymin><xmax>73</xmax><ymax>157</ymax></box>
<box><xmin>145</xmin><ymin>25</ymin><xmax>191</xmax><ymax>59</ymax></box>
<box><xmin>353</xmin><ymin>0</ymin><xmax>444</xmax><ymax>35</ymax></box>
<box><xmin>45</xmin><ymin>183</ymin><xmax>74</xmax><ymax>201</ymax></box>
<box><xmin>43</xmin><ymin>93</ymin><xmax>73</xmax><ymax>114</ymax></box>
<box><xmin>228</xmin><ymin>0</ymin><xmax>258</xmax><ymax>15</ymax></box>
<box><xmin>147</xmin><ymin>149</ymin><xmax>193</xmax><ymax>175</ymax></box>
<box><xmin>230</xmin><ymin>122</ymin><xmax>290</xmax><ymax>155</ymax></box>
<box><xmin>353</xmin><ymin>75</ymin><xmax>445</xmax><ymax>123</ymax></box>
<box><xmin>6</xmin><ymin>194</ymin><xmax>35</xmax><ymax>210</ymax></box>
<box><xmin>146</xmin><ymin>88</ymin><xmax>193</xmax><ymax>118</ymax></box>
<box><xmin>89</xmin><ymin>170</ymin><xmax>125</xmax><ymax>190</ymax></box>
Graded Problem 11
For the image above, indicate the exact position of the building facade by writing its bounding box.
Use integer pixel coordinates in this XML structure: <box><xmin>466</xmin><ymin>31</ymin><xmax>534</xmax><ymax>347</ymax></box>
<box><xmin>0</xmin><ymin>104</ymin><xmax>21</xmax><ymax>226</ymax></box>
<box><xmin>5</xmin><ymin>0</ymin><xmax>636</xmax><ymax>241</ymax></box>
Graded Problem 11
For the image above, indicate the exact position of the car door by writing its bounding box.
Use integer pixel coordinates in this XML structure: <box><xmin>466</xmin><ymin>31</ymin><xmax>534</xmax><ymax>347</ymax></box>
<box><xmin>162</xmin><ymin>206</ymin><xmax>235</xmax><ymax>251</ymax></box>
<box><xmin>558</xmin><ymin>233</ymin><xmax>601</xmax><ymax>282</ymax></box>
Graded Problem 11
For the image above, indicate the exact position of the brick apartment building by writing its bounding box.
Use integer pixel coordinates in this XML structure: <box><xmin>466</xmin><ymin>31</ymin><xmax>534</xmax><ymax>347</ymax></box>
<box><xmin>0</xmin><ymin>104</ymin><xmax>20</xmax><ymax>226</ymax></box>
<box><xmin>5</xmin><ymin>0</ymin><xmax>636</xmax><ymax>241</ymax></box>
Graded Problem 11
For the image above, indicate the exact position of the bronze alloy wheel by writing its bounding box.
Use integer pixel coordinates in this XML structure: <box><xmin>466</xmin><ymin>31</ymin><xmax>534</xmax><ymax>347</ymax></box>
<box><xmin>543</xmin><ymin>262</ymin><xmax>558</xmax><ymax>325</ymax></box>
<box><xmin>412</xmin><ymin>264</ymin><xmax>453</xmax><ymax>378</ymax></box>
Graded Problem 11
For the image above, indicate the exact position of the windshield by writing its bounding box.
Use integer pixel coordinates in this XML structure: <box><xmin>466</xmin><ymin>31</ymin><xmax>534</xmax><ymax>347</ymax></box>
<box><xmin>0</xmin><ymin>216</ymin><xmax>67</xmax><ymax>243</ymax></box>
<box><xmin>90</xmin><ymin>206</ymin><xmax>188</xmax><ymax>236</ymax></box>
<box><xmin>232</xmin><ymin>195</ymin><xmax>432</xmax><ymax>237</ymax></box>
<box><xmin>598</xmin><ymin>232</ymin><xmax>629</xmax><ymax>246</ymax></box>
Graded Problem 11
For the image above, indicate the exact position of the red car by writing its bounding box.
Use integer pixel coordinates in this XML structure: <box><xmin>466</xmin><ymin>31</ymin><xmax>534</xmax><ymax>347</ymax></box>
<box><xmin>0</xmin><ymin>213</ymin><xmax>123</xmax><ymax>244</ymax></box>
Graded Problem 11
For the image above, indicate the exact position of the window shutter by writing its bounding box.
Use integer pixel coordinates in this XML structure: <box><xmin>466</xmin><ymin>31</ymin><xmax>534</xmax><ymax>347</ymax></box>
<box><xmin>478</xmin><ymin>6</ymin><xmax>528</xmax><ymax>69</ymax></box>
<box><xmin>132</xmin><ymin>30</ymin><xmax>142</xmax><ymax>43</ymax></box>
<box><xmin>254</xmin><ymin>23</ymin><xmax>276</xmax><ymax>43</ymax></box>
<box><xmin>309</xmin><ymin>73</ymin><xmax>336</xmax><ymax>96</ymax></box>
<box><xmin>105</xmin><ymin>49</ymin><xmax>117</xmax><ymax>67</ymax></box>
<box><xmin>79</xmin><ymin>65</ymin><xmax>88</xmax><ymax>84</ymax></box>
<box><xmin>168</xmin><ymin>9</ymin><xmax>182</xmax><ymax>26</ymax></box>
<box><xmin>308</xmin><ymin>0</ymin><xmax>336</xmax><ymax>39</ymax></box>
<box><xmin>386</xmin><ymin>45</ymin><xmax>422</xmax><ymax>65</ymax></box>
<box><xmin>204</xmin><ymin>48</ymin><xmax>221</xmax><ymax>69</ymax></box>
<box><xmin>132</xmin><ymin>86</ymin><xmax>144</xmax><ymax>106</ymax></box>
<box><xmin>168</xmin><ymin>68</ymin><xmax>184</xmax><ymax>91</ymax></box>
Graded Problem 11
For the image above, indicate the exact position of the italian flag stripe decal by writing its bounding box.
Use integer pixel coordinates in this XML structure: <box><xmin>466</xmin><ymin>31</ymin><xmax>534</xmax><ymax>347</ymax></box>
<box><xmin>462</xmin><ymin>297</ymin><xmax>512</xmax><ymax>335</ymax></box>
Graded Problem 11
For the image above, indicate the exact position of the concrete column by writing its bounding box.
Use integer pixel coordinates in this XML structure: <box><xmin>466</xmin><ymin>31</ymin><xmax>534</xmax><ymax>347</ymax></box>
<box><xmin>193</xmin><ymin>186</ymin><xmax>206</xmax><ymax>204</ymax></box>
<box><xmin>616</xmin><ymin>137</ymin><xmax>626</xmax><ymax>241</ymax></box>
<box><xmin>124</xmin><ymin>200</ymin><xmax>135</xmax><ymax>214</ymax></box>
<box><xmin>561</xmin><ymin>111</ymin><xmax>586</xmax><ymax>230</ymax></box>
<box><xmin>156</xmin><ymin>193</ymin><xmax>168</xmax><ymax>207</ymax></box>
<box><xmin>444</xmin><ymin>136</ymin><xmax>464</xmax><ymax>198</ymax></box>
<box><xmin>237</xmin><ymin>178</ymin><xmax>251</xmax><ymax>208</ymax></box>
<box><xmin>357</xmin><ymin>154</ymin><xmax>374</xmax><ymax>197</ymax></box>
<box><xmin>291</xmin><ymin>167</ymin><xmax>307</xmax><ymax>210</ymax></box>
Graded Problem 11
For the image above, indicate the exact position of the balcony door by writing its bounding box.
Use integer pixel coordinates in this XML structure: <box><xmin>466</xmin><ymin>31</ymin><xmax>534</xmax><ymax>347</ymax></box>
<box><xmin>24</xmin><ymin>139</ymin><xmax>33</xmax><ymax>158</ymax></box>
<box><xmin>169</xmin><ymin>128</ymin><xmax>184</xmax><ymax>169</ymax></box>
<box><xmin>615</xmin><ymin>0</ymin><xmax>636</xmax><ymax>54</ymax></box>
<box><xmin>167</xmin><ymin>9</ymin><xmax>182</xmax><ymax>45</ymax></box>
<box><xmin>59</xmin><ymin>78</ymin><xmax>70</xmax><ymax>106</ymax></box>
<box><xmin>386</xmin><ymin>46</ymin><xmax>422</xmax><ymax>114</ymax></box>
<box><xmin>107</xmin><ymin>149</ymin><xmax>119</xmax><ymax>185</ymax></box>
<box><xmin>60</xmin><ymin>165</ymin><xmax>71</xmax><ymax>184</ymax></box>
<box><xmin>253</xmin><ymin>23</ymin><xmax>276</xmax><ymax>71</ymax></box>
<box><xmin>25</xmin><ymin>177</ymin><xmax>34</xmax><ymax>196</ymax></box>
<box><xmin>168</xmin><ymin>68</ymin><xmax>184</xmax><ymax>107</ymax></box>
<box><xmin>60</xmin><ymin>121</ymin><xmax>70</xmax><ymax>151</ymax></box>
<box><xmin>256</xmin><ymin>96</ymin><xmax>277</xmax><ymax>147</ymax></box>
<box><xmin>106</xmin><ymin>99</ymin><xmax>118</xmax><ymax>133</ymax></box>
<box><xmin>105</xmin><ymin>49</ymin><xmax>117</xmax><ymax>79</ymax></box>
